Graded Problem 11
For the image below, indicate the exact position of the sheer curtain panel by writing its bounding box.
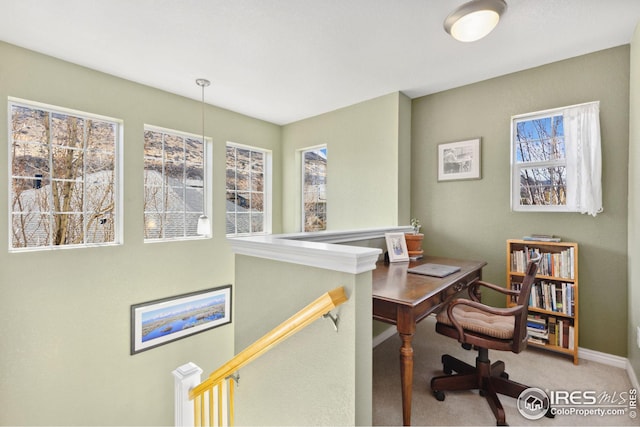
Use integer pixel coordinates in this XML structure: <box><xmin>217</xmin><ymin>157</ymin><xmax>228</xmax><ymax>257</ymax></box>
<box><xmin>564</xmin><ymin>101</ymin><xmax>602</xmax><ymax>216</ymax></box>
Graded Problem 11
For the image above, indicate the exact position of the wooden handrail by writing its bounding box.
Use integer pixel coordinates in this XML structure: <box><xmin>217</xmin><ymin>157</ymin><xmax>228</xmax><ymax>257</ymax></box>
<box><xmin>189</xmin><ymin>286</ymin><xmax>348</xmax><ymax>400</ymax></box>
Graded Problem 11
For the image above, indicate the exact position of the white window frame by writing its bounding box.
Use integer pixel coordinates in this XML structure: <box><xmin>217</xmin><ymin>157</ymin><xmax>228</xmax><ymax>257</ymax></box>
<box><xmin>511</xmin><ymin>101</ymin><xmax>602</xmax><ymax>215</ymax></box>
<box><xmin>8</xmin><ymin>97</ymin><xmax>123</xmax><ymax>252</ymax></box>
<box><xmin>301</xmin><ymin>145</ymin><xmax>327</xmax><ymax>232</ymax></box>
<box><xmin>143</xmin><ymin>125</ymin><xmax>212</xmax><ymax>242</ymax></box>
<box><xmin>225</xmin><ymin>142</ymin><xmax>272</xmax><ymax>236</ymax></box>
<box><xmin>511</xmin><ymin>107</ymin><xmax>576</xmax><ymax>212</ymax></box>
<box><xmin>511</xmin><ymin>108</ymin><xmax>568</xmax><ymax>212</ymax></box>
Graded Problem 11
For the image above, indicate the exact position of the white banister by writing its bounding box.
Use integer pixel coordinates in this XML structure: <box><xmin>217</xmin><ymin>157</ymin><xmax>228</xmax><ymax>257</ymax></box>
<box><xmin>228</xmin><ymin>226</ymin><xmax>412</xmax><ymax>274</ymax></box>
<box><xmin>173</xmin><ymin>362</ymin><xmax>203</xmax><ymax>427</ymax></box>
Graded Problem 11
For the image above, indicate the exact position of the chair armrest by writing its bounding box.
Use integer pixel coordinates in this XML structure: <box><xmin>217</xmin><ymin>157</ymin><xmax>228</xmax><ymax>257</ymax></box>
<box><xmin>446</xmin><ymin>298</ymin><xmax>525</xmax><ymax>340</ymax></box>
<box><xmin>468</xmin><ymin>280</ymin><xmax>520</xmax><ymax>302</ymax></box>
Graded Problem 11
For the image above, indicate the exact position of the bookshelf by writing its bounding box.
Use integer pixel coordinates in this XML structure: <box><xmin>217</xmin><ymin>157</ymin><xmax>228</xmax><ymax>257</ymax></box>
<box><xmin>506</xmin><ymin>239</ymin><xmax>579</xmax><ymax>364</ymax></box>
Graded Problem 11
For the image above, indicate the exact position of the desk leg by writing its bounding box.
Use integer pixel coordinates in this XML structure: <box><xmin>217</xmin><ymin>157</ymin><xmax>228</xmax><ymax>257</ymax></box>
<box><xmin>399</xmin><ymin>331</ymin><xmax>414</xmax><ymax>426</ymax></box>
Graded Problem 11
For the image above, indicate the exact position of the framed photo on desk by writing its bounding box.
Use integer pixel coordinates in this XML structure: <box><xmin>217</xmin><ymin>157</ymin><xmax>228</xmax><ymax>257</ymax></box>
<box><xmin>385</xmin><ymin>232</ymin><xmax>409</xmax><ymax>262</ymax></box>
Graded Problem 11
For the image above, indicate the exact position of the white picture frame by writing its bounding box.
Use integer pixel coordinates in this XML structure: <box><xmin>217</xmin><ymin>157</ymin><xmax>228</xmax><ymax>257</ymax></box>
<box><xmin>385</xmin><ymin>232</ymin><xmax>409</xmax><ymax>262</ymax></box>
<box><xmin>438</xmin><ymin>138</ymin><xmax>482</xmax><ymax>181</ymax></box>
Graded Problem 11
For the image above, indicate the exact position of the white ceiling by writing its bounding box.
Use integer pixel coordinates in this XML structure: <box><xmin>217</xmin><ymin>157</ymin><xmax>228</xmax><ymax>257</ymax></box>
<box><xmin>1</xmin><ymin>0</ymin><xmax>639</xmax><ymax>125</ymax></box>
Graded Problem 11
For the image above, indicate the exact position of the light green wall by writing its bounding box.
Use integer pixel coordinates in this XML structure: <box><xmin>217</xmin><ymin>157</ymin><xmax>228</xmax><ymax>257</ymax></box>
<box><xmin>628</xmin><ymin>24</ymin><xmax>640</xmax><ymax>378</ymax></box>
<box><xmin>2</xmin><ymin>32</ymin><xmax>637</xmax><ymax>426</ymax></box>
<box><xmin>398</xmin><ymin>93</ymin><xmax>412</xmax><ymax>223</ymax></box>
<box><xmin>0</xmin><ymin>41</ymin><xmax>281</xmax><ymax>425</ymax></box>
<box><xmin>281</xmin><ymin>92</ymin><xmax>411</xmax><ymax>233</ymax></box>
<box><xmin>234</xmin><ymin>255</ymin><xmax>372</xmax><ymax>426</ymax></box>
<box><xmin>412</xmin><ymin>46</ymin><xmax>630</xmax><ymax>357</ymax></box>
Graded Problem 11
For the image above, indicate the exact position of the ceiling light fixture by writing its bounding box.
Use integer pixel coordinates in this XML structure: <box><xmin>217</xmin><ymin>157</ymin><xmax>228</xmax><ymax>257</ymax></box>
<box><xmin>444</xmin><ymin>0</ymin><xmax>507</xmax><ymax>42</ymax></box>
<box><xmin>196</xmin><ymin>78</ymin><xmax>211</xmax><ymax>236</ymax></box>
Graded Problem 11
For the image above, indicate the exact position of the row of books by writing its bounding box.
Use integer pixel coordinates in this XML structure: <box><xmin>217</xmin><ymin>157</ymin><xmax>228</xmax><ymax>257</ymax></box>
<box><xmin>527</xmin><ymin>314</ymin><xmax>575</xmax><ymax>350</ymax></box>
<box><xmin>511</xmin><ymin>280</ymin><xmax>575</xmax><ymax>316</ymax></box>
<box><xmin>510</xmin><ymin>247</ymin><xmax>575</xmax><ymax>279</ymax></box>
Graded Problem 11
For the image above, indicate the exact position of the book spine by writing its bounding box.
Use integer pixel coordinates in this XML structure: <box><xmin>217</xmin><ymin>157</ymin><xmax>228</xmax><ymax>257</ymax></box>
<box><xmin>548</xmin><ymin>316</ymin><xmax>557</xmax><ymax>346</ymax></box>
<box><xmin>568</xmin><ymin>326</ymin><xmax>575</xmax><ymax>350</ymax></box>
<box><xmin>562</xmin><ymin>320</ymin><xmax>570</xmax><ymax>348</ymax></box>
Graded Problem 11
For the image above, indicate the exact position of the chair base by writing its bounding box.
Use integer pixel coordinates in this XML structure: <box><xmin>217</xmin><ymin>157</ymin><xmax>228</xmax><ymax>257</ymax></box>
<box><xmin>430</xmin><ymin>350</ymin><xmax>528</xmax><ymax>426</ymax></box>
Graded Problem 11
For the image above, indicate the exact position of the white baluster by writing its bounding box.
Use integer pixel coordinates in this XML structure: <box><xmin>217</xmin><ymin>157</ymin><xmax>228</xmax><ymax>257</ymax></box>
<box><xmin>172</xmin><ymin>362</ymin><xmax>203</xmax><ymax>427</ymax></box>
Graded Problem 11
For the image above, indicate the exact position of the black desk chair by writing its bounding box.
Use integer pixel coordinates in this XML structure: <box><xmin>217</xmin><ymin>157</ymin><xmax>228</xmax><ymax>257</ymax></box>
<box><xmin>431</xmin><ymin>256</ymin><xmax>548</xmax><ymax>425</ymax></box>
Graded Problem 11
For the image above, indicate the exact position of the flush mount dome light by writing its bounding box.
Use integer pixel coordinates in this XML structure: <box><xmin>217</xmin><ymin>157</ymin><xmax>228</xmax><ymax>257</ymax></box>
<box><xmin>444</xmin><ymin>0</ymin><xmax>507</xmax><ymax>42</ymax></box>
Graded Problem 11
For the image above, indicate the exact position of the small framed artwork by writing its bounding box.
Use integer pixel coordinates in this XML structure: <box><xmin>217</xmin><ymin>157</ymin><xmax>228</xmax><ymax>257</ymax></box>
<box><xmin>131</xmin><ymin>284</ymin><xmax>232</xmax><ymax>354</ymax></box>
<box><xmin>385</xmin><ymin>232</ymin><xmax>409</xmax><ymax>262</ymax></box>
<box><xmin>438</xmin><ymin>138</ymin><xmax>482</xmax><ymax>181</ymax></box>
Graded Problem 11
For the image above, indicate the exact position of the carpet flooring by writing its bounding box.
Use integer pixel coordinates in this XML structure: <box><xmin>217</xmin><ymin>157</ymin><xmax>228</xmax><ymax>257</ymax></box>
<box><xmin>372</xmin><ymin>317</ymin><xmax>638</xmax><ymax>426</ymax></box>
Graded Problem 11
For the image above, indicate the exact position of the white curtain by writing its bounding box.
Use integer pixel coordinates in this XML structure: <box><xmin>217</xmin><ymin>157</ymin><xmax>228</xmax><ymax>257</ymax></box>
<box><xmin>564</xmin><ymin>101</ymin><xmax>603</xmax><ymax>216</ymax></box>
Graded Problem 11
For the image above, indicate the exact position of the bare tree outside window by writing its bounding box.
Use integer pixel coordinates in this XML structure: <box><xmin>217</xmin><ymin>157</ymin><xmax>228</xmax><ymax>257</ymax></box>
<box><xmin>512</xmin><ymin>102</ymin><xmax>602</xmax><ymax>214</ymax></box>
<box><xmin>514</xmin><ymin>115</ymin><xmax>566</xmax><ymax>207</ymax></box>
<box><xmin>10</xmin><ymin>101</ymin><xmax>119</xmax><ymax>250</ymax></box>
<box><xmin>302</xmin><ymin>147</ymin><xmax>327</xmax><ymax>232</ymax></box>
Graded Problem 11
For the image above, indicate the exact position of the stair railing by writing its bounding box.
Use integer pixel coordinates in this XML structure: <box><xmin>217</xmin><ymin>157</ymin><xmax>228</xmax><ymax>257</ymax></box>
<box><xmin>173</xmin><ymin>286</ymin><xmax>348</xmax><ymax>427</ymax></box>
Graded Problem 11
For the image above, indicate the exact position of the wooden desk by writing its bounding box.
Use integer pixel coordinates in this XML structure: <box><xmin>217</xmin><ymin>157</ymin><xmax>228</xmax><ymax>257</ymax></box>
<box><xmin>372</xmin><ymin>256</ymin><xmax>486</xmax><ymax>426</ymax></box>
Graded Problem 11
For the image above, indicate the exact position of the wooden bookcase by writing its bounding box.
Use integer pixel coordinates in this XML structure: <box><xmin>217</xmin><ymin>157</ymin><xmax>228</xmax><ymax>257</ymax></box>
<box><xmin>506</xmin><ymin>239</ymin><xmax>579</xmax><ymax>364</ymax></box>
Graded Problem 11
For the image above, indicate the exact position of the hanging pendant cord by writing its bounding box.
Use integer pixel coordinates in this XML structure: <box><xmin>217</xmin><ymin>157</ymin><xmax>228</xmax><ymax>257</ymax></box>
<box><xmin>196</xmin><ymin>78</ymin><xmax>210</xmax><ymax>144</ymax></box>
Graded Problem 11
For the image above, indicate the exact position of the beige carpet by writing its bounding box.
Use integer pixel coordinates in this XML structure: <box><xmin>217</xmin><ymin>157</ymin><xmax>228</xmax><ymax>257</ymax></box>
<box><xmin>373</xmin><ymin>317</ymin><xmax>638</xmax><ymax>426</ymax></box>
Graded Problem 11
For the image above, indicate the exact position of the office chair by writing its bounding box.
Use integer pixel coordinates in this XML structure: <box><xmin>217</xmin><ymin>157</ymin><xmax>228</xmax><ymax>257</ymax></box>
<box><xmin>430</xmin><ymin>256</ymin><xmax>549</xmax><ymax>426</ymax></box>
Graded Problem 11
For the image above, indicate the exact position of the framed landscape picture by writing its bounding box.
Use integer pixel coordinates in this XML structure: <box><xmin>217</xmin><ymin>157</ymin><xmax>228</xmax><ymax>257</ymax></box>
<box><xmin>438</xmin><ymin>138</ymin><xmax>482</xmax><ymax>181</ymax></box>
<box><xmin>131</xmin><ymin>285</ymin><xmax>232</xmax><ymax>354</ymax></box>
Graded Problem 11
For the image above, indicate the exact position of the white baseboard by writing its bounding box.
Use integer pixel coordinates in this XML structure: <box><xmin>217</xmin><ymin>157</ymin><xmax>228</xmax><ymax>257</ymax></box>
<box><xmin>372</xmin><ymin>314</ymin><xmax>437</xmax><ymax>348</ymax></box>
<box><xmin>627</xmin><ymin>360</ymin><xmax>640</xmax><ymax>391</ymax></box>
<box><xmin>578</xmin><ymin>346</ymin><xmax>628</xmax><ymax>369</ymax></box>
<box><xmin>372</xmin><ymin>325</ymin><xmax>397</xmax><ymax>348</ymax></box>
<box><xmin>372</xmin><ymin>324</ymin><xmax>640</xmax><ymax>391</ymax></box>
<box><xmin>579</xmin><ymin>347</ymin><xmax>639</xmax><ymax>391</ymax></box>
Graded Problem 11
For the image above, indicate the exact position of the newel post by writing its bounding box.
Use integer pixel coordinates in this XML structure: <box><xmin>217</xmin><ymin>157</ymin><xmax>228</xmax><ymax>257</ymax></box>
<box><xmin>172</xmin><ymin>362</ymin><xmax>203</xmax><ymax>427</ymax></box>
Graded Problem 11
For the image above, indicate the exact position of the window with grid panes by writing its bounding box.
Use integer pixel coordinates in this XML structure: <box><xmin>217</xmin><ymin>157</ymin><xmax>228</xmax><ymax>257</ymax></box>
<box><xmin>9</xmin><ymin>99</ymin><xmax>121</xmax><ymax>251</ymax></box>
<box><xmin>302</xmin><ymin>146</ymin><xmax>327</xmax><ymax>232</ymax></box>
<box><xmin>225</xmin><ymin>143</ymin><xmax>271</xmax><ymax>235</ymax></box>
<box><xmin>512</xmin><ymin>111</ymin><xmax>569</xmax><ymax>210</ymax></box>
<box><xmin>143</xmin><ymin>126</ymin><xmax>208</xmax><ymax>241</ymax></box>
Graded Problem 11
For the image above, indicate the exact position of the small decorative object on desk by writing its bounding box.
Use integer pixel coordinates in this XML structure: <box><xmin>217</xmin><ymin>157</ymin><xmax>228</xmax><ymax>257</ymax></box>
<box><xmin>522</xmin><ymin>234</ymin><xmax>561</xmax><ymax>242</ymax></box>
<box><xmin>410</xmin><ymin>218</ymin><xmax>421</xmax><ymax>235</ymax></box>
<box><xmin>385</xmin><ymin>232</ymin><xmax>409</xmax><ymax>262</ymax></box>
<box><xmin>405</xmin><ymin>218</ymin><xmax>424</xmax><ymax>259</ymax></box>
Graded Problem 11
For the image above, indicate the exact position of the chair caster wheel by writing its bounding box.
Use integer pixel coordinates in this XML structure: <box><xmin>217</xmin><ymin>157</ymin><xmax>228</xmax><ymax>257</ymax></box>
<box><xmin>461</xmin><ymin>343</ymin><xmax>472</xmax><ymax>350</ymax></box>
<box><xmin>443</xmin><ymin>366</ymin><xmax>453</xmax><ymax>374</ymax></box>
<box><xmin>434</xmin><ymin>390</ymin><xmax>445</xmax><ymax>401</ymax></box>
<box><xmin>499</xmin><ymin>372</ymin><xmax>509</xmax><ymax>379</ymax></box>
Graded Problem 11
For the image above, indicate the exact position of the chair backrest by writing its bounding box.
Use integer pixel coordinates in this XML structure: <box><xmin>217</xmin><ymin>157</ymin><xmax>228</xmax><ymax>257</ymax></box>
<box><xmin>511</xmin><ymin>256</ymin><xmax>540</xmax><ymax>352</ymax></box>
